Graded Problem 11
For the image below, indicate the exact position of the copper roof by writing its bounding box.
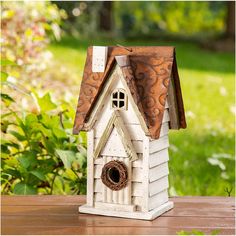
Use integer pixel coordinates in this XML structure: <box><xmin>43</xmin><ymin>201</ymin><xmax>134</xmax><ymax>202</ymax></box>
<box><xmin>73</xmin><ymin>46</ymin><xmax>186</xmax><ymax>139</ymax></box>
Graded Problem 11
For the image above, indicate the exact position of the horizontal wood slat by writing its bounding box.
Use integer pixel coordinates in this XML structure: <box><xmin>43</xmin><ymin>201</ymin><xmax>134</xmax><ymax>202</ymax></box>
<box><xmin>2</xmin><ymin>195</ymin><xmax>235</xmax><ymax>235</ymax></box>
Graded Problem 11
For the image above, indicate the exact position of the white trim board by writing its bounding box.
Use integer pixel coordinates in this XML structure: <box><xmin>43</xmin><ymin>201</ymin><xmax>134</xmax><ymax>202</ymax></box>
<box><xmin>79</xmin><ymin>201</ymin><xmax>174</xmax><ymax>220</ymax></box>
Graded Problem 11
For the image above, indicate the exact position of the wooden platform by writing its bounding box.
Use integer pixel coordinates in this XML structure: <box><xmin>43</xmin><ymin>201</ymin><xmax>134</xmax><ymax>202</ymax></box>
<box><xmin>1</xmin><ymin>196</ymin><xmax>235</xmax><ymax>235</ymax></box>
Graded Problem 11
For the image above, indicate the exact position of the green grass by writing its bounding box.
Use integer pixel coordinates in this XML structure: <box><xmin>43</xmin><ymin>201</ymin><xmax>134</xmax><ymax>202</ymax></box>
<box><xmin>49</xmin><ymin>36</ymin><xmax>235</xmax><ymax>196</ymax></box>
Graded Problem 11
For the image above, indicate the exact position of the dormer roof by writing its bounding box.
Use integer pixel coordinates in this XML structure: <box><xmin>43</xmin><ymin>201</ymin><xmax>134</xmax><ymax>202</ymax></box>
<box><xmin>73</xmin><ymin>46</ymin><xmax>186</xmax><ymax>139</ymax></box>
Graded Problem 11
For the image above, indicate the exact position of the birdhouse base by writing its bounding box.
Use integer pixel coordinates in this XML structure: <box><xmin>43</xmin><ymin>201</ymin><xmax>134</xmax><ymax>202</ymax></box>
<box><xmin>79</xmin><ymin>201</ymin><xmax>173</xmax><ymax>220</ymax></box>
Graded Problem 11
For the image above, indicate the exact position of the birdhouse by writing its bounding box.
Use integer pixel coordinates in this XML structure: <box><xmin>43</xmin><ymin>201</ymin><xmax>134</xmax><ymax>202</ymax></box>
<box><xmin>73</xmin><ymin>46</ymin><xmax>186</xmax><ymax>220</ymax></box>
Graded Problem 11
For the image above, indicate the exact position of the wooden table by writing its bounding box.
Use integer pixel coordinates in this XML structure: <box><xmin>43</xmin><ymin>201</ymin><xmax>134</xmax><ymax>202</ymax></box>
<box><xmin>1</xmin><ymin>196</ymin><xmax>235</xmax><ymax>235</ymax></box>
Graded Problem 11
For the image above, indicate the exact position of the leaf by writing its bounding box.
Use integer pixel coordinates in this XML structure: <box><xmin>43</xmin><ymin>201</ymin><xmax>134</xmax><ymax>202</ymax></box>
<box><xmin>75</xmin><ymin>152</ymin><xmax>86</xmax><ymax>168</ymax></box>
<box><xmin>4</xmin><ymin>169</ymin><xmax>21</xmax><ymax>178</ymax></box>
<box><xmin>30</xmin><ymin>170</ymin><xmax>46</xmax><ymax>181</ymax></box>
<box><xmin>9</xmin><ymin>131</ymin><xmax>26</xmax><ymax>141</ymax></box>
<box><xmin>55</xmin><ymin>149</ymin><xmax>76</xmax><ymax>169</ymax></box>
<box><xmin>18</xmin><ymin>151</ymin><xmax>37</xmax><ymax>169</ymax></box>
<box><xmin>36</xmin><ymin>93</ymin><xmax>57</xmax><ymax>112</ymax></box>
<box><xmin>13</xmin><ymin>182</ymin><xmax>37</xmax><ymax>195</ymax></box>
<box><xmin>53</xmin><ymin>127</ymin><xmax>67</xmax><ymax>139</ymax></box>
<box><xmin>1</xmin><ymin>71</ymin><xmax>8</xmax><ymax>82</ymax></box>
<box><xmin>1</xmin><ymin>93</ymin><xmax>15</xmax><ymax>106</ymax></box>
<box><xmin>1</xmin><ymin>59</ymin><xmax>17</xmax><ymax>66</ymax></box>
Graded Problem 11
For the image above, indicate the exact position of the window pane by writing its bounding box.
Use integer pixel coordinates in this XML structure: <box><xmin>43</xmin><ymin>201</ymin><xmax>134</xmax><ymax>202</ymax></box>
<box><xmin>113</xmin><ymin>92</ymin><xmax>118</xmax><ymax>99</ymax></box>
<box><xmin>119</xmin><ymin>92</ymin><xmax>125</xmax><ymax>99</ymax></box>
<box><xmin>113</xmin><ymin>100</ymin><xmax>118</xmax><ymax>107</ymax></box>
<box><xmin>119</xmin><ymin>100</ymin><xmax>125</xmax><ymax>108</ymax></box>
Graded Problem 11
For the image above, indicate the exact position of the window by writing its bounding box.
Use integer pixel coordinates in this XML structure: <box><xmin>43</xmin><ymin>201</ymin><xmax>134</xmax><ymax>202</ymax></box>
<box><xmin>111</xmin><ymin>89</ymin><xmax>127</xmax><ymax>110</ymax></box>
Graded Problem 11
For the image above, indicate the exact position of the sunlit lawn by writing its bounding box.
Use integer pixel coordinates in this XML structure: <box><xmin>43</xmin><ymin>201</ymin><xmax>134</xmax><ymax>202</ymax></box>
<box><xmin>49</xmin><ymin>37</ymin><xmax>235</xmax><ymax>196</ymax></box>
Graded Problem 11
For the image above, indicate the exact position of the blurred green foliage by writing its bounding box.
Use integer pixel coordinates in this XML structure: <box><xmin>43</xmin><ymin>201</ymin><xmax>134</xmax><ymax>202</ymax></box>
<box><xmin>56</xmin><ymin>1</ymin><xmax>226</xmax><ymax>38</ymax></box>
<box><xmin>1</xmin><ymin>73</ymin><xmax>87</xmax><ymax>195</ymax></box>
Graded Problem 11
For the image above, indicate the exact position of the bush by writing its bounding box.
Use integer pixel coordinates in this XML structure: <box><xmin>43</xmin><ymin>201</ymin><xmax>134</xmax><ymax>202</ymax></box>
<box><xmin>1</xmin><ymin>89</ymin><xmax>87</xmax><ymax>195</ymax></box>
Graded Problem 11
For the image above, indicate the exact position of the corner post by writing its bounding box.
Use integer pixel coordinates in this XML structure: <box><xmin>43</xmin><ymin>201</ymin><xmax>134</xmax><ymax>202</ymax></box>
<box><xmin>86</xmin><ymin>129</ymin><xmax>94</xmax><ymax>206</ymax></box>
<box><xmin>142</xmin><ymin>136</ymin><xmax>150</xmax><ymax>212</ymax></box>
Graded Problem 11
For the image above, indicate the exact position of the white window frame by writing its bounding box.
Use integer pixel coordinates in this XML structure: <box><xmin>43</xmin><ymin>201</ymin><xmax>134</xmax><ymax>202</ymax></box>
<box><xmin>111</xmin><ymin>88</ymin><xmax>128</xmax><ymax>110</ymax></box>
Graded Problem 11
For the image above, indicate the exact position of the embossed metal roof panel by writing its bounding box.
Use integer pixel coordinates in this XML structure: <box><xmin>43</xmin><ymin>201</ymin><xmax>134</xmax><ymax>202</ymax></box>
<box><xmin>73</xmin><ymin>46</ymin><xmax>186</xmax><ymax>139</ymax></box>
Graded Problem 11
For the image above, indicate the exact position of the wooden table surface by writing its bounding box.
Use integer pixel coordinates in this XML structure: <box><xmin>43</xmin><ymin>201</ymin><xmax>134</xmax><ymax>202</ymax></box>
<box><xmin>1</xmin><ymin>196</ymin><xmax>235</xmax><ymax>235</ymax></box>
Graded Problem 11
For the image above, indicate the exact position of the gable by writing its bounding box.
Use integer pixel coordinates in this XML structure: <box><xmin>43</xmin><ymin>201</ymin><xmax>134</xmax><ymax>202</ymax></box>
<box><xmin>94</xmin><ymin>111</ymin><xmax>139</xmax><ymax>161</ymax></box>
<box><xmin>73</xmin><ymin>46</ymin><xmax>186</xmax><ymax>139</ymax></box>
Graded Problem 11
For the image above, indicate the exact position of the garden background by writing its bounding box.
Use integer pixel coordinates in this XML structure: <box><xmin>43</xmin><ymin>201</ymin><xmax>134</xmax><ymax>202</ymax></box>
<box><xmin>1</xmin><ymin>1</ymin><xmax>235</xmax><ymax>196</ymax></box>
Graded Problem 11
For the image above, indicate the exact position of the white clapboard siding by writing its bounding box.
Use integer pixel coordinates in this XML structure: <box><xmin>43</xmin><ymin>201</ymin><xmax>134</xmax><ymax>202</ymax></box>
<box><xmin>133</xmin><ymin>190</ymin><xmax>168</xmax><ymax>211</ymax></box>
<box><xmin>95</xmin><ymin>138</ymin><xmax>143</xmax><ymax>156</ymax></box>
<box><xmin>159</xmin><ymin>122</ymin><xmax>169</xmax><ymax>137</ymax></box>
<box><xmin>149</xmin><ymin>162</ymin><xmax>169</xmax><ymax>183</ymax></box>
<box><xmin>132</xmin><ymin>154</ymin><xmax>143</xmax><ymax>167</ymax></box>
<box><xmin>148</xmin><ymin>189</ymin><xmax>168</xmax><ymax>210</ymax></box>
<box><xmin>132</xmin><ymin>182</ymin><xmax>142</xmax><ymax>197</ymax></box>
<box><xmin>94</xmin><ymin>164</ymin><xmax>102</xmax><ymax>179</ymax></box>
<box><xmin>132</xmin><ymin>167</ymin><xmax>142</xmax><ymax>182</ymax></box>
<box><xmin>162</xmin><ymin>109</ymin><xmax>170</xmax><ymax>123</ymax></box>
<box><xmin>149</xmin><ymin>135</ymin><xmax>169</xmax><ymax>154</ymax></box>
<box><xmin>149</xmin><ymin>176</ymin><xmax>169</xmax><ymax>197</ymax></box>
<box><xmin>94</xmin><ymin>158</ymin><xmax>103</xmax><ymax>165</ymax></box>
<box><xmin>149</xmin><ymin>148</ymin><xmax>169</xmax><ymax>168</ymax></box>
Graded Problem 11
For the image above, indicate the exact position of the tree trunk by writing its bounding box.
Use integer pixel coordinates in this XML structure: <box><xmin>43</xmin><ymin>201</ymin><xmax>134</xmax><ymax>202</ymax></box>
<box><xmin>225</xmin><ymin>1</ymin><xmax>235</xmax><ymax>39</ymax></box>
<box><xmin>99</xmin><ymin>1</ymin><xmax>113</xmax><ymax>31</ymax></box>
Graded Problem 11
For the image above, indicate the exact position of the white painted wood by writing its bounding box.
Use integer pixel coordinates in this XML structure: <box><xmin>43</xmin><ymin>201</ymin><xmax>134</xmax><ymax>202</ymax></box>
<box><xmin>96</xmin><ymin>138</ymin><xmax>143</xmax><ymax>156</ymax></box>
<box><xmin>149</xmin><ymin>162</ymin><xmax>169</xmax><ymax>183</ymax></box>
<box><xmin>149</xmin><ymin>148</ymin><xmax>169</xmax><ymax>168</ymax></box>
<box><xmin>132</xmin><ymin>154</ymin><xmax>143</xmax><ymax>168</ymax></box>
<box><xmin>86</xmin><ymin>129</ymin><xmax>94</xmax><ymax>206</ymax></box>
<box><xmin>165</xmin><ymin>100</ymin><xmax>169</xmax><ymax>108</ymax></box>
<box><xmin>102</xmin><ymin>156</ymin><xmax>107</xmax><ymax>202</ymax></box>
<box><xmin>149</xmin><ymin>176</ymin><xmax>169</xmax><ymax>197</ymax></box>
<box><xmin>118</xmin><ymin>157</ymin><xmax>124</xmax><ymax>204</ymax></box>
<box><xmin>159</xmin><ymin>122</ymin><xmax>169</xmax><ymax>137</ymax></box>
<box><xmin>94</xmin><ymin>179</ymin><xmax>102</xmax><ymax>193</ymax></box>
<box><xmin>94</xmin><ymin>111</ymin><xmax>139</xmax><ymax>161</ymax></box>
<box><xmin>142</xmin><ymin>136</ymin><xmax>149</xmax><ymax>212</ymax></box>
<box><xmin>106</xmin><ymin>156</ymin><xmax>112</xmax><ymax>203</ymax></box>
<box><xmin>94</xmin><ymin>164</ymin><xmax>102</xmax><ymax>179</ymax></box>
<box><xmin>124</xmin><ymin>157</ymin><xmax>131</xmax><ymax>204</ymax></box>
<box><xmin>95</xmin><ymin>202</ymin><xmax>136</xmax><ymax>212</ymax></box>
<box><xmin>149</xmin><ymin>135</ymin><xmax>169</xmax><ymax>154</ymax></box>
<box><xmin>132</xmin><ymin>190</ymin><xmax>168</xmax><ymax>211</ymax></box>
<box><xmin>149</xmin><ymin>189</ymin><xmax>168</xmax><ymax>211</ymax></box>
<box><xmin>131</xmin><ymin>182</ymin><xmax>142</xmax><ymax>196</ymax></box>
<box><xmin>86</xmin><ymin>65</ymin><xmax>149</xmax><ymax>136</ymax></box>
<box><xmin>92</xmin><ymin>46</ymin><xmax>108</xmax><ymax>72</ymax></box>
<box><xmin>94</xmin><ymin>158</ymin><xmax>103</xmax><ymax>165</ymax></box>
<box><xmin>132</xmin><ymin>167</ymin><xmax>142</xmax><ymax>182</ymax></box>
<box><xmin>94</xmin><ymin>192</ymin><xmax>102</xmax><ymax>202</ymax></box>
<box><xmin>162</xmin><ymin>109</ymin><xmax>170</xmax><ymax>123</ymax></box>
<box><xmin>112</xmin><ymin>157</ymin><xmax>119</xmax><ymax>204</ymax></box>
<box><xmin>79</xmin><ymin>201</ymin><xmax>174</xmax><ymax>220</ymax></box>
<box><xmin>95</xmin><ymin>123</ymin><xmax>145</xmax><ymax>141</ymax></box>
<box><xmin>118</xmin><ymin>186</ymin><xmax>124</xmax><ymax>204</ymax></box>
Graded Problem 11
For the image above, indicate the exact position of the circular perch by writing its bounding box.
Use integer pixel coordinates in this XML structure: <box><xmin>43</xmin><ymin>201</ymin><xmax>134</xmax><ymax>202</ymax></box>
<box><xmin>101</xmin><ymin>160</ymin><xmax>128</xmax><ymax>191</ymax></box>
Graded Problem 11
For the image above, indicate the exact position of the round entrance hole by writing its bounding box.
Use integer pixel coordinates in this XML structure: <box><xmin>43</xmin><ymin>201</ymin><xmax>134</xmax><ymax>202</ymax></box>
<box><xmin>108</xmin><ymin>167</ymin><xmax>120</xmax><ymax>184</ymax></box>
<box><xmin>101</xmin><ymin>160</ymin><xmax>128</xmax><ymax>191</ymax></box>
